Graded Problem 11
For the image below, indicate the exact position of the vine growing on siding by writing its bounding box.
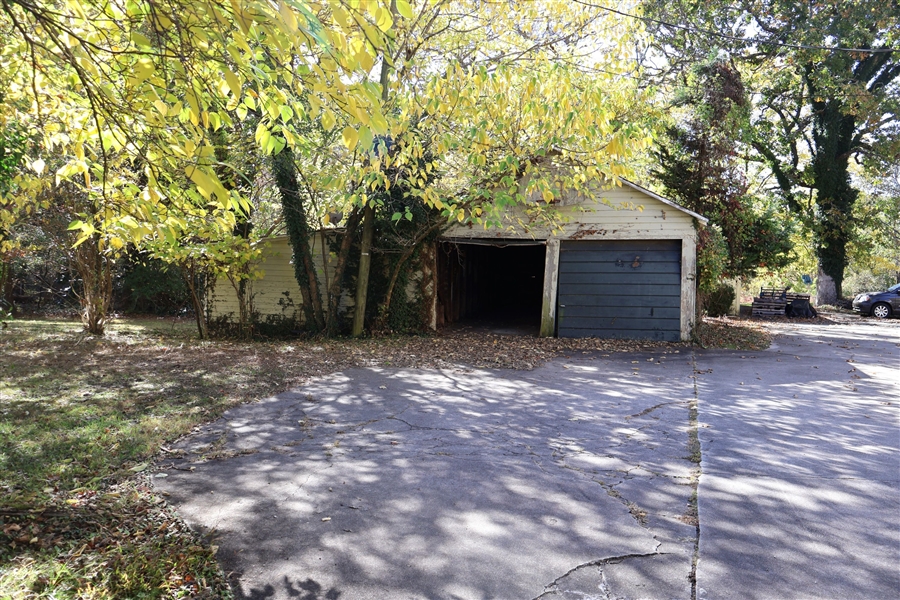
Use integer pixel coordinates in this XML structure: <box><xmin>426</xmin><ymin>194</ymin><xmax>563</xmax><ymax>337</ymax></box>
<box><xmin>272</xmin><ymin>148</ymin><xmax>326</xmax><ymax>331</ymax></box>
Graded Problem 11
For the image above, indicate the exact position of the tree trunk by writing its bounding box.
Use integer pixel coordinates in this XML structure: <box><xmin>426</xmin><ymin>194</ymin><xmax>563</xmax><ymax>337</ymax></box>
<box><xmin>351</xmin><ymin>0</ymin><xmax>396</xmax><ymax>337</ymax></box>
<box><xmin>351</xmin><ymin>203</ymin><xmax>376</xmax><ymax>336</ymax></box>
<box><xmin>816</xmin><ymin>267</ymin><xmax>839</xmax><ymax>307</ymax></box>
<box><xmin>272</xmin><ymin>149</ymin><xmax>326</xmax><ymax>331</ymax></box>
<box><xmin>227</xmin><ymin>274</ymin><xmax>254</xmax><ymax>339</ymax></box>
<box><xmin>326</xmin><ymin>208</ymin><xmax>362</xmax><ymax>336</ymax></box>
<box><xmin>693</xmin><ymin>282</ymin><xmax>703</xmax><ymax>345</ymax></box>
<box><xmin>72</xmin><ymin>234</ymin><xmax>112</xmax><ymax>335</ymax></box>
<box><xmin>808</xmin><ymin>76</ymin><xmax>857</xmax><ymax>304</ymax></box>
<box><xmin>376</xmin><ymin>221</ymin><xmax>446</xmax><ymax>330</ymax></box>
<box><xmin>0</xmin><ymin>259</ymin><xmax>13</xmax><ymax>316</ymax></box>
<box><xmin>183</xmin><ymin>259</ymin><xmax>208</xmax><ymax>339</ymax></box>
<box><xmin>379</xmin><ymin>245</ymin><xmax>415</xmax><ymax>328</ymax></box>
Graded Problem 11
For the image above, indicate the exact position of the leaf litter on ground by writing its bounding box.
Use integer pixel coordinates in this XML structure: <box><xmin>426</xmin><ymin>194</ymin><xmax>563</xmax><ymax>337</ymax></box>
<box><xmin>0</xmin><ymin>315</ymin><xmax>773</xmax><ymax>598</ymax></box>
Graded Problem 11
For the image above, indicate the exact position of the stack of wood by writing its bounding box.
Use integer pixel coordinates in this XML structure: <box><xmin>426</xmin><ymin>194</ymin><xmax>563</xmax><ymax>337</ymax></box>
<box><xmin>752</xmin><ymin>288</ymin><xmax>812</xmax><ymax>317</ymax></box>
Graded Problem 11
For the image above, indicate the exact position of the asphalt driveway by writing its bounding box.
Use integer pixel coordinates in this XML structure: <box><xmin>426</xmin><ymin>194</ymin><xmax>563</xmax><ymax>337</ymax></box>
<box><xmin>155</xmin><ymin>318</ymin><xmax>899</xmax><ymax>599</ymax></box>
<box><xmin>694</xmin><ymin>319</ymin><xmax>899</xmax><ymax>600</ymax></box>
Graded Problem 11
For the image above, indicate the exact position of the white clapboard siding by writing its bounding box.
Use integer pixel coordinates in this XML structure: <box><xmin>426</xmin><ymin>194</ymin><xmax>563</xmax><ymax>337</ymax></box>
<box><xmin>443</xmin><ymin>181</ymin><xmax>700</xmax><ymax>242</ymax></box>
<box><xmin>209</xmin><ymin>234</ymin><xmax>350</xmax><ymax>322</ymax></box>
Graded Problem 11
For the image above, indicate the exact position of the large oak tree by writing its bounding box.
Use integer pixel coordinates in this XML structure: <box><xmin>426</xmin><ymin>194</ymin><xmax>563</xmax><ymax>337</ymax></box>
<box><xmin>642</xmin><ymin>0</ymin><xmax>900</xmax><ymax>302</ymax></box>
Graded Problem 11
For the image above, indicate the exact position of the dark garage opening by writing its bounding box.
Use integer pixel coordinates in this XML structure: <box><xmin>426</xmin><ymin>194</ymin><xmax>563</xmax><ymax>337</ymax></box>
<box><xmin>436</xmin><ymin>241</ymin><xmax>545</xmax><ymax>334</ymax></box>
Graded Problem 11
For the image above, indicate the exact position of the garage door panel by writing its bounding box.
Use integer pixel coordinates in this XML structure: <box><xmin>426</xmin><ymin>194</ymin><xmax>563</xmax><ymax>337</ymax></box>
<box><xmin>559</xmin><ymin>283</ymin><xmax>681</xmax><ymax>296</ymax></box>
<box><xmin>560</xmin><ymin>240</ymin><xmax>682</xmax><ymax>254</ymax></box>
<box><xmin>558</xmin><ymin>325</ymin><xmax>681</xmax><ymax>341</ymax></box>
<box><xmin>559</xmin><ymin>261</ymin><xmax>681</xmax><ymax>275</ymax></box>
<box><xmin>561</xmin><ymin>247</ymin><xmax>680</xmax><ymax>262</ymax></box>
<box><xmin>560</xmin><ymin>249</ymin><xmax>681</xmax><ymax>261</ymax></box>
<box><xmin>560</xmin><ymin>294</ymin><xmax>680</xmax><ymax>308</ymax></box>
<box><xmin>557</xmin><ymin>240</ymin><xmax>682</xmax><ymax>340</ymax></box>
<box><xmin>558</xmin><ymin>305</ymin><xmax>681</xmax><ymax>320</ymax></box>
<box><xmin>558</xmin><ymin>272</ymin><xmax>681</xmax><ymax>286</ymax></box>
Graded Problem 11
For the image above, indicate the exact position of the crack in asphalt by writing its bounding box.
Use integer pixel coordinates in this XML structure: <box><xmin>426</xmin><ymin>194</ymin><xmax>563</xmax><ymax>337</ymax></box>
<box><xmin>519</xmin><ymin>360</ymin><xmax>698</xmax><ymax>599</ymax></box>
<box><xmin>626</xmin><ymin>400</ymin><xmax>684</xmax><ymax>419</ymax></box>
<box><xmin>689</xmin><ymin>348</ymin><xmax>702</xmax><ymax>600</ymax></box>
<box><xmin>385</xmin><ymin>415</ymin><xmax>466</xmax><ymax>433</ymax></box>
<box><xmin>282</xmin><ymin>462</ymin><xmax>333</xmax><ymax>500</ymax></box>
<box><xmin>533</xmin><ymin>551</ymin><xmax>670</xmax><ymax>600</ymax></box>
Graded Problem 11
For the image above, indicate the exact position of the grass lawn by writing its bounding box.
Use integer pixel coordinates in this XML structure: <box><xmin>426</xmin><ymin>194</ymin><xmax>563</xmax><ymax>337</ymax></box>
<box><xmin>0</xmin><ymin>318</ymin><xmax>254</xmax><ymax>599</ymax></box>
<box><xmin>0</xmin><ymin>315</ymin><xmax>768</xmax><ymax>598</ymax></box>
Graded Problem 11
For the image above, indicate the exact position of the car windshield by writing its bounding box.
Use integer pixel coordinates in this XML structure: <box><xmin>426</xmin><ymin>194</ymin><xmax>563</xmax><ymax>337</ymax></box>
<box><xmin>889</xmin><ymin>283</ymin><xmax>900</xmax><ymax>293</ymax></box>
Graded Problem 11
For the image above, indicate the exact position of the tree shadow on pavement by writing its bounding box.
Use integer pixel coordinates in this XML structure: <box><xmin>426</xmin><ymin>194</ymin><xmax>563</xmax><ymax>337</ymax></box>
<box><xmin>695</xmin><ymin>322</ymin><xmax>900</xmax><ymax>599</ymax></box>
<box><xmin>155</xmin><ymin>350</ymin><xmax>698</xmax><ymax>599</ymax></box>
<box><xmin>235</xmin><ymin>575</ymin><xmax>340</xmax><ymax>600</ymax></box>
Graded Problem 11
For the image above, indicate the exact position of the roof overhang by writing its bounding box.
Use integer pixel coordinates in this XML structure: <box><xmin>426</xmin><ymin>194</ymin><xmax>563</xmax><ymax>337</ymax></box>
<box><xmin>438</xmin><ymin>237</ymin><xmax>546</xmax><ymax>246</ymax></box>
<box><xmin>620</xmin><ymin>178</ymin><xmax>709</xmax><ymax>224</ymax></box>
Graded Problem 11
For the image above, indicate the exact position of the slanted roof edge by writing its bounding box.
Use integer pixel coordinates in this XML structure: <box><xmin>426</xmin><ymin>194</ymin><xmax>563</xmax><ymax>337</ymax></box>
<box><xmin>619</xmin><ymin>178</ymin><xmax>708</xmax><ymax>223</ymax></box>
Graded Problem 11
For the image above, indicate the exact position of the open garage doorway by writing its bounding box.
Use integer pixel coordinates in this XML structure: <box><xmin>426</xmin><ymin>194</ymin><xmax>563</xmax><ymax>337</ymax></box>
<box><xmin>436</xmin><ymin>240</ymin><xmax>546</xmax><ymax>335</ymax></box>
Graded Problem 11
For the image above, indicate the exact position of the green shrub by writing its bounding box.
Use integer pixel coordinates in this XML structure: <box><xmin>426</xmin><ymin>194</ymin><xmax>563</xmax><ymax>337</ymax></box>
<box><xmin>118</xmin><ymin>258</ymin><xmax>190</xmax><ymax>315</ymax></box>
<box><xmin>705</xmin><ymin>283</ymin><xmax>736</xmax><ymax>317</ymax></box>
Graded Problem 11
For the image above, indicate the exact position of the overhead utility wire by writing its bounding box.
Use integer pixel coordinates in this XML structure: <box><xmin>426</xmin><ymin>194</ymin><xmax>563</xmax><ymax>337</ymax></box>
<box><xmin>572</xmin><ymin>0</ymin><xmax>897</xmax><ymax>54</ymax></box>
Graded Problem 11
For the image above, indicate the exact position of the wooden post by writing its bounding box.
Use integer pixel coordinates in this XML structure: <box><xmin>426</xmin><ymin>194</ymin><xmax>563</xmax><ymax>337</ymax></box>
<box><xmin>540</xmin><ymin>239</ymin><xmax>560</xmax><ymax>337</ymax></box>
<box><xmin>729</xmin><ymin>278</ymin><xmax>742</xmax><ymax>315</ymax></box>
<box><xmin>681</xmin><ymin>236</ymin><xmax>696</xmax><ymax>341</ymax></box>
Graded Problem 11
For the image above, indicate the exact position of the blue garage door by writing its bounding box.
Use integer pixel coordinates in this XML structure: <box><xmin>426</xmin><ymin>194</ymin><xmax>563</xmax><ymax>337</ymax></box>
<box><xmin>557</xmin><ymin>240</ymin><xmax>682</xmax><ymax>341</ymax></box>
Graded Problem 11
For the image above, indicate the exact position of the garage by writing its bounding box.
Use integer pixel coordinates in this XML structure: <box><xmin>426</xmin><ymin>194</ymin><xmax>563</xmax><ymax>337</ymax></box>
<box><xmin>435</xmin><ymin>179</ymin><xmax>705</xmax><ymax>341</ymax></box>
<box><xmin>556</xmin><ymin>240</ymin><xmax>683</xmax><ymax>341</ymax></box>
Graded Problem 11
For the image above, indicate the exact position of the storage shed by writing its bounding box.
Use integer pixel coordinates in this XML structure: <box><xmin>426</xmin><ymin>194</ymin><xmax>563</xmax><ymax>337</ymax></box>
<box><xmin>436</xmin><ymin>180</ymin><xmax>706</xmax><ymax>341</ymax></box>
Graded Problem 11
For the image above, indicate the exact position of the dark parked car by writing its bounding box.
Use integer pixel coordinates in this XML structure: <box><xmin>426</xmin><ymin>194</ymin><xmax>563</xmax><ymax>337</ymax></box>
<box><xmin>852</xmin><ymin>283</ymin><xmax>900</xmax><ymax>318</ymax></box>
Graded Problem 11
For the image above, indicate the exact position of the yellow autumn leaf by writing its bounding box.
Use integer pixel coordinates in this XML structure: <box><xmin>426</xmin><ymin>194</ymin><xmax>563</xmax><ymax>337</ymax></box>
<box><xmin>224</xmin><ymin>69</ymin><xmax>242</xmax><ymax>98</ymax></box>
<box><xmin>369</xmin><ymin>110</ymin><xmax>388</xmax><ymax>135</ymax></box>
<box><xmin>396</xmin><ymin>0</ymin><xmax>413</xmax><ymax>19</ymax></box>
<box><xmin>605</xmin><ymin>136</ymin><xmax>622</xmax><ymax>156</ymax></box>
<box><xmin>357</xmin><ymin>49</ymin><xmax>374</xmax><ymax>72</ymax></box>
<box><xmin>185</xmin><ymin>166</ymin><xmax>222</xmax><ymax>199</ymax></box>
<box><xmin>374</xmin><ymin>6</ymin><xmax>393</xmax><ymax>32</ymax></box>
<box><xmin>332</xmin><ymin>6</ymin><xmax>350</xmax><ymax>28</ymax></box>
<box><xmin>130</xmin><ymin>32</ymin><xmax>152</xmax><ymax>47</ymax></box>
<box><xmin>358</xmin><ymin>125</ymin><xmax>373</xmax><ymax>151</ymax></box>
<box><xmin>321</xmin><ymin>109</ymin><xmax>336</xmax><ymax>131</ymax></box>
<box><xmin>342</xmin><ymin>126</ymin><xmax>359</xmax><ymax>150</ymax></box>
<box><xmin>278</xmin><ymin>0</ymin><xmax>297</xmax><ymax>31</ymax></box>
<box><xmin>184</xmin><ymin>86</ymin><xmax>201</xmax><ymax>116</ymax></box>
